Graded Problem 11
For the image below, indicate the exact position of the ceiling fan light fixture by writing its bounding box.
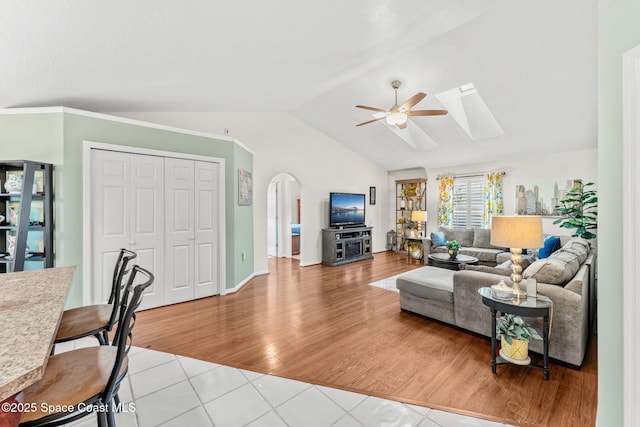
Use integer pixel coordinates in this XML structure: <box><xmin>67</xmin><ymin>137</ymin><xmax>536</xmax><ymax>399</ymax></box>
<box><xmin>385</xmin><ymin>111</ymin><xmax>408</xmax><ymax>126</ymax></box>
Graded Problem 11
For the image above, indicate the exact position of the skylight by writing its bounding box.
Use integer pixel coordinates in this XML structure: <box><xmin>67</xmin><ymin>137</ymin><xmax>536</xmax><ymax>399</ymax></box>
<box><xmin>435</xmin><ymin>83</ymin><xmax>504</xmax><ymax>140</ymax></box>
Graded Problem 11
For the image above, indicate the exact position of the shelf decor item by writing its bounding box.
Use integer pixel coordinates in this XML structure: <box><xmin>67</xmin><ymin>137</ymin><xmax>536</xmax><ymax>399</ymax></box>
<box><xmin>490</xmin><ymin>215</ymin><xmax>544</xmax><ymax>300</ymax></box>
<box><xmin>4</xmin><ymin>173</ymin><xmax>22</xmax><ymax>193</ymax></box>
<box><xmin>496</xmin><ymin>313</ymin><xmax>542</xmax><ymax>364</ymax></box>
<box><xmin>411</xmin><ymin>210</ymin><xmax>426</xmax><ymax>237</ymax></box>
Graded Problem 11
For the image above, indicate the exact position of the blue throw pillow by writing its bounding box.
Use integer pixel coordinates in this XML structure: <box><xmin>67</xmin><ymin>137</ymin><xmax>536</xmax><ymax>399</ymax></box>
<box><xmin>431</xmin><ymin>231</ymin><xmax>446</xmax><ymax>247</ymax></box>
<box><xmin>538</xmin><ymin>236</ymin><xmax>561</xmax><ymax>259</ymax></box>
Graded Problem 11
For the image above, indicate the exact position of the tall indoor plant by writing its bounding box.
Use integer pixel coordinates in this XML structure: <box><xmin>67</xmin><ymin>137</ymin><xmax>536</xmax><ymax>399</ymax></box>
<box><xmin>553</xmin><ymin>180</ymin><xmax>597</xmax><ymax>239</ymax></box>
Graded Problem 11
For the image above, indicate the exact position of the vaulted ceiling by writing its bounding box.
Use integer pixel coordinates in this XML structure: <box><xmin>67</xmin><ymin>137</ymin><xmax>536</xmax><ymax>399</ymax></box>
<box><xmin>0</xmin><ymin>0</ymin><xmax>597</xmax><ymax>171</ymax></box>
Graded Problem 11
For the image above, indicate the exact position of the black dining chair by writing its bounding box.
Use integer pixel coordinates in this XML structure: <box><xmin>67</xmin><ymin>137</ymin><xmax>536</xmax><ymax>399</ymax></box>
<box><xmin>19</xmin><ymin>265</ymin><xmax>154</xmax><ymax>427</ymax></box>
<box><xmin>54</xmin><ymin>249</ymin><xmax>137</xmax><ymax>347</ymax></box>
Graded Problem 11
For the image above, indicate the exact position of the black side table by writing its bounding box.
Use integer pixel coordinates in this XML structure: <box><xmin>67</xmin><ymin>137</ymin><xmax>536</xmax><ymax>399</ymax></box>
<box><xmin>478</xmin><ymin>287</ymin><xmax>553</xmax><ymax>380</ymax></box>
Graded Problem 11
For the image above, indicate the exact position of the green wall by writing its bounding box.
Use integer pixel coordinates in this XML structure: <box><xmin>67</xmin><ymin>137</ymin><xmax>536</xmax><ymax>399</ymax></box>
<box><xmin>1</xmin><ymin>109</ymin><xmax>253</xmax><ymax>307</ymax></box>
<box><xmin>233</xmin><ymin>143</ymin><xmax>255</xmax><ymax>284</ymax></box>
<box><xmin>598</xmin><ymin>1</ymin><xmax>640</xmax><ymax>424</ymax></box>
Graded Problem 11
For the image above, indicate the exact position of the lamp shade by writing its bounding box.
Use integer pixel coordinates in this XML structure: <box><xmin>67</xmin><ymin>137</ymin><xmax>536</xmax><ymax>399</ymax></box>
<box><xmin>490</xmin><ymin>215</ymin><xmax>544</xmax><ymax>249</ymax></box>
<box><xmin>411</xmin><ymin>210</ymin><xmax>426</xmax><ymax>222</ymax></box>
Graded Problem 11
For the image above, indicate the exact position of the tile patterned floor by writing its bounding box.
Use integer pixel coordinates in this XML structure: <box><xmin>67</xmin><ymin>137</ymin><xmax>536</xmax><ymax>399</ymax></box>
<box><xmin>56</xmin><ymin>338</ymin><xmax>513</xmax><ymax>427</ymax></box>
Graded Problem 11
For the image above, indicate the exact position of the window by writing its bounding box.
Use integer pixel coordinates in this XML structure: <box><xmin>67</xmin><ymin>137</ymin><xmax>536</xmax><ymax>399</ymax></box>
<box><xmin>451</xmin><ymin>177</ymin><xmax>484</xmax><ymax>229</ymax></box>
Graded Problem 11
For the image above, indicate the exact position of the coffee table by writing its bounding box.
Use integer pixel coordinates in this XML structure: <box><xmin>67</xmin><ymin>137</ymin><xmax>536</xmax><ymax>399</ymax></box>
<box><xmin>427</xmin><ymin>252</ymin><xmax>479</xmax><ymax>270</ymax></box>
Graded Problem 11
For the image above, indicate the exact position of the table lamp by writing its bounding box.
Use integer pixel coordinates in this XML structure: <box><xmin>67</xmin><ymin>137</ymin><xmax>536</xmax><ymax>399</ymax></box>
<box><xmin>490</xmin><ymin>215</ymin><xmax>543</xmax><ymax>300</ymax></box>
<box><xmin>411</xmin><ymin>210</ymin><xmax>426</xmax><ymax>237</ymax></box>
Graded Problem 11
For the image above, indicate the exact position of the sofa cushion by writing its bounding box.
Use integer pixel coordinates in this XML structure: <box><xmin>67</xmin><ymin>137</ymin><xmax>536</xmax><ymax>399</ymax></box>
<box><xmin>396</xmin><ymin>267</ymin><xmax>455</xmax><ymax>304</ymax></box>
<box><xmin>472</xmin><ymin>228</ymin><xmax>504</xmax><ymax>249</ymax></box>
<box><xmin>495</xmin><ymin>257</ymin><xmax>533</xmax><ymax>271</ymax></box>
<box><xmin>459</xmin><ymin>247</ymin><xmax>504</xmax><ymax>263</ymax></box>
<box><xmin>431</xmin><ymin>231</ymin><xmax>446</xmax><ymax>247</ymax></box>
<box><xmin>440</xmin><ymin>227</ymin><xmax>474</xmax><ymax>247</ymax></box>
<box><xmin>459</xmin><ymin>264</ymin><xmax>512</xmax><ymax>276</ymax></box>
<box><xmin>538</xmin><ymin>236</ymin><xmax>562</xmax><ymax>259</ymax></box>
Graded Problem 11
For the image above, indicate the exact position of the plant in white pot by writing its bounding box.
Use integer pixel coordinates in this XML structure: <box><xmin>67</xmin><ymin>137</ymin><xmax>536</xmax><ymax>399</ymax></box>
<box><xmin>496</xmin><ymin>314</ymin><xmax>542</xmax><ymax>364</ymax></box>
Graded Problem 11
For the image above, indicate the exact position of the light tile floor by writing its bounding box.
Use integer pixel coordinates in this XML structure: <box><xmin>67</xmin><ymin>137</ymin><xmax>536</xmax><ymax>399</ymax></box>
<box><xmin>55</xmin><ymin>338</ymin><xmax>513</xmax><ymax>427</ymax></box>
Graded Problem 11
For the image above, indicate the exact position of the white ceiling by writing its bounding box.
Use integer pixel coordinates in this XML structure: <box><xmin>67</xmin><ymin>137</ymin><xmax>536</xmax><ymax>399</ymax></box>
<box><xmin>0</xmin><ymin>0</ymin><xmax>597</xmax><ymax>171</ymax></box>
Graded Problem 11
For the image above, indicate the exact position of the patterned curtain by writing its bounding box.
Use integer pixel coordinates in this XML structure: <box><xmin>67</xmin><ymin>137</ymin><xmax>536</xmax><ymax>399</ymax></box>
<box><xmin>438</xmin><ymin>176</ymin><xmax>454</xmax><ymax>227</ymax></box>
<box><xmin>483</xmin><ymin>173</ymin><xmax>504</xmax><ymax>228</ymax></box>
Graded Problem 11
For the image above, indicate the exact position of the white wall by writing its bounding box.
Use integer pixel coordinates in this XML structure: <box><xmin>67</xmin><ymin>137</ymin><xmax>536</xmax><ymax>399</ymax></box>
<box><xmin>110</xmin><ymin>112</ymin><xmax>390</xmax><ymax>273</ymax></box>
<box><xmin>422</xmin><ymin>147</ymin><xmax>597</xmax><ymax>236</ymax></box>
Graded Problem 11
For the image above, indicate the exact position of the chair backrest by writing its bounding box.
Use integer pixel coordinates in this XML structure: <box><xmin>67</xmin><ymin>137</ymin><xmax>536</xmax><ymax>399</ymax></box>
<box><xmin>104</xmin><ymin>265</ymin><xmax>154</xmax><ymax>400</ymax></box>
<box><xmin>106</xmin><ymin>248</ymin><xmax>138</xmax><ymax>329</ymax></box>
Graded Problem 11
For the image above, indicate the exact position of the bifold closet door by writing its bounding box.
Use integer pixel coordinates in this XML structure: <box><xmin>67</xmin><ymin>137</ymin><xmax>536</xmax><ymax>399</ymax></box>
<box><xmin>194</xmin><ymin>161</ymin><xmax>219</xmax><ymax>299</ymax></box>
<box><xmin>164</xmin><ymin>159</ymin><xmax>220</xmax><ymax>304</ymax></box>
<box><xmin>165</xmin><ymin>158</ymin><xmax>195</xmax><ymax>304</ymax></box>
<box><xmin>91</xmin><ymin>150</ymin><xmax>165</xmax><ymax>309</ymax></box>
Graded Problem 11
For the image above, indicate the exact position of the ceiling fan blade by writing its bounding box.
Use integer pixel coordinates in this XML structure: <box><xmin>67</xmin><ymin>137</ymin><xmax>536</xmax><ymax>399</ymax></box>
<box><xmin>356</xmin><ymin>117</ymin><xmax>385</xmax><ymax>126</ymax></box>
<box><xmin>400</xmin><ymin>92</ymin><xmax>427</xmax><ymax>111</ymax></box>
<box><xmin>407</xmin><ymin>109</ymin><xmax>448</xmax><ymax>116</ymax></box>
<box><xmin>396</xmin><ymin>122</ymin><xmax>407</xmax><ymax>130</ymax></box>
<box><xmin>356</xmin><ymin>105</ymin><xmax>387</xmax><ymax>113</ymax></box>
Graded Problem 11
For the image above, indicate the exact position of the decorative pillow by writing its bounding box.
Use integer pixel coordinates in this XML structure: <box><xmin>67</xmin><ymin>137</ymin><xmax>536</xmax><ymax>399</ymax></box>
<box><xmin>431</xmin><ymin>231</ymin><xmax>446</xmax><ymax>247</ymax></box>
<box><xmin>537</xmin><ymin>236</ymin><xmax>561</xmax><ymax>259</ymax></box>
<box><xmin>561</xmin><ymin>238</ymin><xmax>591</xmax><ymax>264</ymax></box>
<box><xmin>523</xmin><ymin>250</ymin><xmax>580</xmax><ymax>285</ymax></box>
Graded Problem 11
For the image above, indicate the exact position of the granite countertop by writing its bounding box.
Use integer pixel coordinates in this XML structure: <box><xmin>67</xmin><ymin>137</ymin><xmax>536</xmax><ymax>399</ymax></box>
<box><xmin>0</xmin><ymin>266</ymin><xmax>76</xmax><ymax>401</ymax></box>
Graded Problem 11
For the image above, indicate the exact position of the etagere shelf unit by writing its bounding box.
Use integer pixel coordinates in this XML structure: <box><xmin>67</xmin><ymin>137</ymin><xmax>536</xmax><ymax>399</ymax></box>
<box><xmin>0</xmin><ymin>160</ymin><xmax>54</xmax><ymax>273</ymax></box>
<box><xmin>395</xmin><ymin>178</ymin><xmax>427</xmax><ymax>258</ymax></box>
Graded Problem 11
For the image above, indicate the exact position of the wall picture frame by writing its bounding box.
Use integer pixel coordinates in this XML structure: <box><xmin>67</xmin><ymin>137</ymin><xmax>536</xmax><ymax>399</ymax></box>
<box><xmin>515</xmin><ymin>179</ymin><xmax>582</xmax><ymax>216</ymax></box>
<box><xmin>369</xmin><ymin>186</ymin><xmax>376</xmax><ymax>205</ymax></box>
<box><xmin>238</xmin><ymin>169</ymin><xmax>253</xmax><ymax>206</ymax></box>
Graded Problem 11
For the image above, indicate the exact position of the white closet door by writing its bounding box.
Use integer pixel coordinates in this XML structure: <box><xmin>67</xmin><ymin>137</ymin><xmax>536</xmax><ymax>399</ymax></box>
<box><xmin>130</xmin><ymin>154</ymin><xmax>165</xmax><ymax>310</ymax></box>
<box><xmin>165</xmin><ymin>158</ymin><xmax>195</xmax><ymax>304</ymax></box>
<box><xmin>194</xmin><ymin>161</ymin><xmax>219</xmax><ymax>298</ymax></box>
<box><xmin>91</xmin><ymin>150</ymin><xmax>131</xmax><ymax>303</ymax></box>
<box><xmin>91</xmin><ymin>150</ymin><xmax>165</xmax><ymax>308</ymax></box>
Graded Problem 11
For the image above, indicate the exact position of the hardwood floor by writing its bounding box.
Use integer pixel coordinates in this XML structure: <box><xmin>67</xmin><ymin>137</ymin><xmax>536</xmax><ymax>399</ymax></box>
<box><xmin>134</xmin><ymin>252</ymin><xmax>597</xmax><ymax>427</ymax></box>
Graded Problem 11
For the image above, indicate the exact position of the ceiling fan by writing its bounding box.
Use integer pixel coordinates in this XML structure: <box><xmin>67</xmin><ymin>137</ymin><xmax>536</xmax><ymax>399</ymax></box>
<box><xmin>355</xmin><ymin>80</ymin><xmax>448</xmax><ymax>129</ymax></box>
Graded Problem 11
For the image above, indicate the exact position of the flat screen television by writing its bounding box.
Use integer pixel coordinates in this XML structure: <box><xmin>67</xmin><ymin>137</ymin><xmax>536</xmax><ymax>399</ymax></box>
<box><xmin>329</xmin><ymin>192</ymin><xmax>366</xmax><ymax>227</ymax></box>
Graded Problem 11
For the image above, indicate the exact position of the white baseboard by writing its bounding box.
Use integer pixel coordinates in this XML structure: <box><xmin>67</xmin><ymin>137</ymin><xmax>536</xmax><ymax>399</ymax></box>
<box><xmin>224</xmin><ymin>273</ymin><xmax>255</xmax><ymax>295</ymax></box>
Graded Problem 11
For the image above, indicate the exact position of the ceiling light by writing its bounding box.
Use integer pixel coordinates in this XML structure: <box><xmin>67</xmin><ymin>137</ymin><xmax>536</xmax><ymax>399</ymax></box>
<box><xmin>386</xmin><ymin>111</ymin><xmax>408</xmax><ymax>126</ymax></box>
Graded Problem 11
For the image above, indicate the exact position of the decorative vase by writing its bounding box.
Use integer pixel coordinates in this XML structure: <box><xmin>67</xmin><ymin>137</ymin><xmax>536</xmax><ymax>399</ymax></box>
<box><xmin>448</xmin><ymin>249</ymin><xmax>458</xmax><ymax>259</ymax></box>
<box><xmin>500</xmin><ymin>336</ymin><xmax>530</xmax><ymax>364</ymax></box>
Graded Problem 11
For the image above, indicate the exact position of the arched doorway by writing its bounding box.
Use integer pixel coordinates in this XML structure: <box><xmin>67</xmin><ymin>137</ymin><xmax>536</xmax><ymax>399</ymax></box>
<box><xmin>267</xmin><ymin>173</ymin><xmax>301</xmax><ymax>261</ymax></box>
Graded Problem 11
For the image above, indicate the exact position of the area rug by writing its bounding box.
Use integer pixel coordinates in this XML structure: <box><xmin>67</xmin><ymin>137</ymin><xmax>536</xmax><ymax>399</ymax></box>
<box><xmin>368</xmin><ymin>273</ymin><xmax>403</xmax><ymax>292</ymax></box>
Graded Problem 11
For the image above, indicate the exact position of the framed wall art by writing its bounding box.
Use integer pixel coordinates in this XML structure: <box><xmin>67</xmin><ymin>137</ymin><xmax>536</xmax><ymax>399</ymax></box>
<box><xmin>238</xmin><ymin>169</ymin><xmax>253</xmax><ymax>206</ymax></box>
<box><xmin>515</xmin><ymin>179</ymin><xmax>582</xmax><ymax>216</ymax></box>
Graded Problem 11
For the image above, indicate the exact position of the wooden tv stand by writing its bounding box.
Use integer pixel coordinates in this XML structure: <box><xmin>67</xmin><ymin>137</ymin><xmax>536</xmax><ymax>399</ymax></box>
<box><xmin>322</xmin><ymin>226</ymin><xmax>373</xmax><ymax>266</ymax></box>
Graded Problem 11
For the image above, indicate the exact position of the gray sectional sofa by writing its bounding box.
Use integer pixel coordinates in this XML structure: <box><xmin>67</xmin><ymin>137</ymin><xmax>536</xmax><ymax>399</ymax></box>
<box><xmin>397</xmin><ymin>236</ymin><xmax>596</xmax><ymax>367</ymax></box>
<box><xmin>426</xmin><ymin>227</ymin><xmax>505</xmax><ymax>265</ymax></box>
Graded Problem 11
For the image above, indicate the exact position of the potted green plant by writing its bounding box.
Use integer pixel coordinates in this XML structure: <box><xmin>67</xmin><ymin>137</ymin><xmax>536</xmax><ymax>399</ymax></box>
<box><xmin>497</xmin><ymin>314</ymin><xmax>542</xmax><ymax>363</ymax></box>
<box><xmin>445</xmin><ymin>240</ymin><xmax>461</xmax><ymax>259</ymax></box>
<box><xmin>553</xmin><ymin>180</ymin><xmax>597</xmax><ymax>239</ymax></box>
